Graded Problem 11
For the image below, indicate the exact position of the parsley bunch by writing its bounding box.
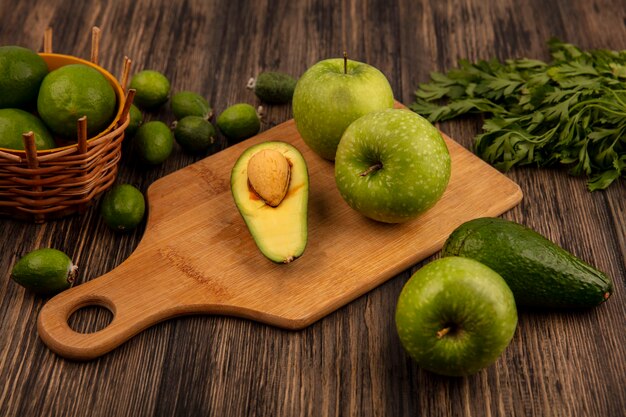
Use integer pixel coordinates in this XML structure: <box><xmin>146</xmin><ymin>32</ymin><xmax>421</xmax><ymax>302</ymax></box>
<box><xmin>411</xmin><ymin>39</ymin><xmax>626</xmax><ymax>191</ymax></box>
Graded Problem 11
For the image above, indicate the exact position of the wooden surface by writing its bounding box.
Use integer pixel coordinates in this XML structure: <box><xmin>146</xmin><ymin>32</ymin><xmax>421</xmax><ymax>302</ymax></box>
<box><xmin>0</xmin><ymin>0</ymin><xmax>624</xmax><ymax>416</ymax></box>
<box><xmin>37</xmin><ymin>115</ymin><xmax>521</xmax><ymax>360</ymax></box>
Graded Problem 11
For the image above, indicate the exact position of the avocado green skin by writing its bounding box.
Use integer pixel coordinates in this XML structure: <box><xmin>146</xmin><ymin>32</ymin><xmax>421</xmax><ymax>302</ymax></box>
<box><xmin>442</xmin><ymin>217</ymin><xmax>613</xmax><ymax>309</ymax></box>
<box><xmin>254</xmin><ymin>71</ymin><xmax>297</xmax><ymax>104</ymax></box>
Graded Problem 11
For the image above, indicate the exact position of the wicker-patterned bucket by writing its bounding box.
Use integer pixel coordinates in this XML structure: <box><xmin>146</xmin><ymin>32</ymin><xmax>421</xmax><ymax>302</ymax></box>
<box><xmin>0</xmin><ymin>27</ymin><xmax>135</xmax><ymax>223</ymax></box>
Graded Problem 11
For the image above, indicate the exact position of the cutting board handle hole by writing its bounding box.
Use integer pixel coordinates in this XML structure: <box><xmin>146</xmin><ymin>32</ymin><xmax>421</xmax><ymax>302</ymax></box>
<box><xmin>67</xmin><ymin>305</ymin><xmax>114</xmax><ymax>334</ymax></box>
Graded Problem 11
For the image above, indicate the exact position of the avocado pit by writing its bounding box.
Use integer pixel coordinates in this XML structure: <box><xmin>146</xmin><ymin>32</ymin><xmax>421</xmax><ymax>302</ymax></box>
<box><xmin>247</xmin><ymin>149</ymin><xmax>291</xmax><ymax>207</ymax></box>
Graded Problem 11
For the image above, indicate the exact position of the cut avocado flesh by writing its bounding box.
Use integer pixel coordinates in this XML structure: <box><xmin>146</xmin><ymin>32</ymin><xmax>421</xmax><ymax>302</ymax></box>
<box><xmin>231</xmin><ymin>141</ymin><xmax>308</xmax><ymax>263</ymax></box>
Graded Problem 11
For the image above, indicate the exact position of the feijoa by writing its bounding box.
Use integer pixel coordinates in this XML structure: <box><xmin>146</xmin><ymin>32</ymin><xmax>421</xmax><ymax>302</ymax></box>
<box><xmin>217</xmin><ymin>103</ymin><xmax>260</xmax><ymax>142</ymax></box>
<box><xmin>174</xmin><ymin>116</ymin><xmax>216</xmax><ymax>153</ymax></box>
<box><xmin>251</xmin><ymin>71</ymin><xmax>297</xmax><ymax>104</ymax></box>
<box><xmin>134</xmin><ymin>121</ymin><xmax>174</xmax><ymax>164</ymax></box>
<box><xmin>126</xmin><ymin>104</ymin><xmax>143</xmax><ymax>137</ymax></box>
<box><xmin>171</xmin><ymin>91</ymin><xmax>212</xmax><ymax>120</ymax></box>
<box><xmin>129</xmin><ymin>70</ymin><xmax>170</xmax><ymax>109</ymax></box>
<box><xmin>100</xmin><ymin>184</ymin><xmax>146</xmax><ymax>232</ymax></box>
<box><xmin>11</xmin><ymin>248</ymin><xmax>77</xmax><ymax>295</ymax></box>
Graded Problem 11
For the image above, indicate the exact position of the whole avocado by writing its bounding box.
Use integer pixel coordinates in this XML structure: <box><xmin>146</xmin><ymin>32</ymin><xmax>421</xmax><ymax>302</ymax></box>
<box><xmin>442</xmin><ymin>217</ymin><xmax>613</xmax><ymax>309</ymax></box>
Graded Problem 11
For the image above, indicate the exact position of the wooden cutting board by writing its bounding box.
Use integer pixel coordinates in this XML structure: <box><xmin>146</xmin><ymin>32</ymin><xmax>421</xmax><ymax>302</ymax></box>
<box><xmin>38</xmin><ymin>108</ymin><xmax>523</xmax><ymax>360</ymax></box>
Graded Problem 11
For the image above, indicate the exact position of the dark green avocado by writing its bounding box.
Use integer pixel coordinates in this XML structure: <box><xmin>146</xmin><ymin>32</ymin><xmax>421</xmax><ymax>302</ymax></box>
<box><xmin>442</xmin><ymin>217</ymin><xmax>613</xmax><ymax>309</ymax></box>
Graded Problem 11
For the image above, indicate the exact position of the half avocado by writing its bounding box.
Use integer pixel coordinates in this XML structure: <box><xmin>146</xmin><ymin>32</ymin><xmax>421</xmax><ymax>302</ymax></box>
<box><xmin>231</xmin><ymin>141</ymin><xmax>309</xmax><ymax>263</ymax></box>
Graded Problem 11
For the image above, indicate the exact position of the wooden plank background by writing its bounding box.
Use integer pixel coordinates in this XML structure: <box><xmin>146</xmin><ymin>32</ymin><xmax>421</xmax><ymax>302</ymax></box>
<box><xmin>0</xmin><ymin>0</ymin><xmax>624</xmax><ymax>416</ymax></box>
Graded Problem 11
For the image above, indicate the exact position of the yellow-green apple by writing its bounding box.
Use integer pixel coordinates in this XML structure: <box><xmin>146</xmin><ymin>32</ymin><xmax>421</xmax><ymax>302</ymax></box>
<box><xmin>334</xmin><ymin>109</ymin><xmax>450</xmax><ymax>223</ymax></box>
<box><xmin>395</xmin><ymin>256</ymin><xmax>518</xmax><ymax>377</ymax></box>
<box><xmin>292</xmin><ymin>57</ymin><xmax>394</xmax><ymax>160</ymax></box>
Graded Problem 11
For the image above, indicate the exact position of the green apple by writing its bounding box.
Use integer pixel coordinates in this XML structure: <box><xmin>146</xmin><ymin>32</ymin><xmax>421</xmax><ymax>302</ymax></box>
<box><xmin>292</xmin><ymin>57</ymin><xmax>394</xmax><ymax>160</ymax></box>
<box><xmin>334</xmin><ymin>108</ymin><xmax>451</xmax><ymax>223</ymax></box>
<box><xmin>395</xmin><ymin>256</ymin><xmax>518</xmax><ymax>377</ymax></box>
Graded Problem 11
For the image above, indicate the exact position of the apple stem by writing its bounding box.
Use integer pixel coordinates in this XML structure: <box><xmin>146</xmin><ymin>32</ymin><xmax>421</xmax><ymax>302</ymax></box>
<box><xmin>436</xmin><ymin>327</ymin><xmax>451</xmax><ymax>339</ymax></box>
<box><xmin>343</xmin><ymin>51</ymin><xmax>348</xmax><ymax>74</ymax></box>
<box><xmin>359</xmin><ymin>162</ymin><xmax>383</xmax><ymax>177</ymax></box>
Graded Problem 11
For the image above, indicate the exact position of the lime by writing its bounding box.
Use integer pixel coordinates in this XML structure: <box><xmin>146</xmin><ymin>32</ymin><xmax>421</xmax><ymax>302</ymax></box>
<box><xmin>174</xmin><ymin>116</ymin><xmax>216</xmax><ymax>153</ymax></box>
<box><xmin>11</xmin><ymin>248</ymin><xmax>77</xmax><ymax>295</ymax></box>
<box><xmin>217</xmin><ymin>103</ymin><xmax>260</xmax><ymax>141</ymax></box>
<box><xmin>0</xmin><ymin>108</ymin><xmax>56</xmax><ymax>150</ymax></box>
<box><xmin>171</xmin><ymin>91</ymin><xmax>211</xmax><ymax>120</ymax></box>
<box><xmin>129</xmin><ymin>70</ymin><xmax>170</xmax><ymax>109</ymax></box>
<box><xmin>0</xmin><ymin>46</ymin><xmax>48</xmax><ymax>109</ymax></box>
<box><xmin>126</xmin><ymin>104</ymin><xmax>143</xmax><ymax>137</ymax></box>
<box><xmin>37</xmin><ymin>64</ymin><xmax>117</xmax><ymax>139</ymax></box>
<box><xmin>134</xmin><ymin>121</ymin><xmax>174</xmax><ymax>164</ymax></box>
<box><xmin>100</xmin><ymin>184</ymin><xmax>146</xmax><ymax>232</ymax></box>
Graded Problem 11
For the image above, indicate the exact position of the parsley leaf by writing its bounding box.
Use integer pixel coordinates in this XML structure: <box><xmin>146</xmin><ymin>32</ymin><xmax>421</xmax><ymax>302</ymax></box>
<box><xmin>411</xmin><ymin>39</ymin><xmax>626</xmax><ymax>191</ymax></box>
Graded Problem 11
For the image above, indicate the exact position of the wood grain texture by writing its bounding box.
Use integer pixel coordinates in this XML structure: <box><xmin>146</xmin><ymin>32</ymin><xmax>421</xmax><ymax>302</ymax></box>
<box><xmin>0</xmin><ymin>0</ymin><xmax>624</xmax><ymax>416</ymax></box>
